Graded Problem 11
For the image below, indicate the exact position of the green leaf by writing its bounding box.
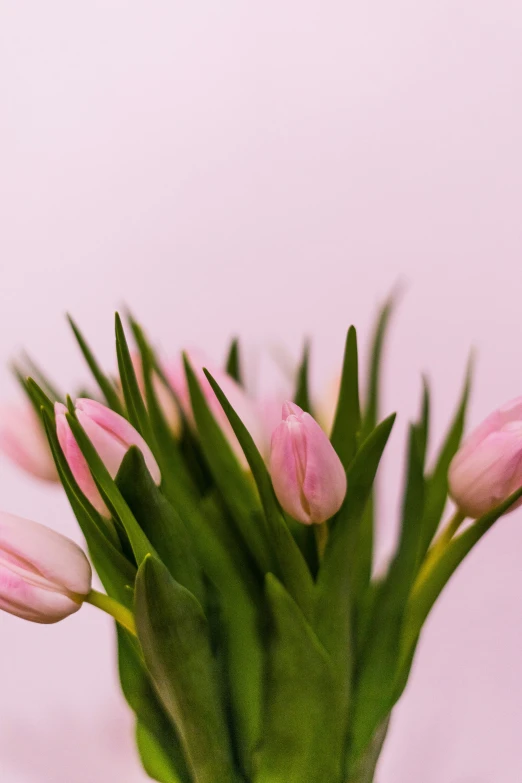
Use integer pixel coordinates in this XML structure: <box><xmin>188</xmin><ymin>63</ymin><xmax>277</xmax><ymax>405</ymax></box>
<box><xmin>24</xmin><ymin>377</ymin><xmax>55</xmax><ymax>419</ymax></box>
<box><xmin>65</xmin><ymin>412</ymin><xmax>155</xmax><ymax>564</ymax></box>
<box><xmin>204</xmin><ymin>369</ymin><xmax>315</xmax><ymax>621</ymax></box>
<box><xmin>176</xmin><ymin>493</ymin><xmax>264</xmax><ymax>775</ymax></box>
<box><xmin>353</xmin><ymin>500</ymin><xmax>374</xmax><ymax>603</ymax></box>
<box><xmin>41</xmin><ymin>409</ymin><xmax>136</xmax><ymax>604</ymax></box>
<box><xmin>314</xmin><ymin>414</ymin><xmax>396</xmax><ymax>745</ymax></box>
<box><xmin>353</xmin><ymin>294</ymin><xmax>397</xmax><ymax>599</ymax></box>
<box><xmin>348</xmin><ymin>424</ymin><xmax>425</xmax><ymax>764</ymax></box>
<box><xmin>285</xmin><ymin>515</ymin><xmax>319</xmax><ymax>578</ymax></box>
<box><xmin>330</xmin><ymin>326</ymin><xmax>361</xmax><ymax>469</ymax></box>
<box><xmin>184</xmin><ymin>358</ymin><xmax>271</xmax><ymax>575</ymax></box>
<box><xmin>293</xmin><ymin>340</ymin><xmax>312</xmax><ymax>414</ymax></box>
<box><xmin>354</xmin><ymin>294</ymin><xmax>397</xmax><ymax>603</ymax></box>
<box><xmin>115</xmin><ymin>313</ymin><xmax>150</xmax><ymax>436</ymax></box>
<box><xmin>136</xmin><ymin>723</ymin><xmax>185</xmax><ymax>783</ymax></box>
<box><xmin>387</xmin><ymin>424</ymin><xmax>426</xmax><ymax>601</ymax></box>
<box><xmin>225</xmin><ymin>338</ymin><xmax>243</xmax><ymax>385</ymax></box>
<box><xmin>418</xmin><ymin>359</ymin><xmax>472</xmax><ymax>557</ymax></box>
<box><xmin>219</xmin><ymin>590</ymin><xmax>263</xmax><ymax>780</ymax></box>
<box><xmin>127</xmin><ymin>319</ymin><xmax>196</xmax><ymax>502</ymax></box>
<box><xmin>116</xmin><ymin>447</ymin><xmax>205</xmax><ymax>605</ymax></box>
<box><xmin>253</xmin><ymin>575</ymin><xmax>343</xmax><ymax>783</ymax></box>
<box><xmin>399</xmin><ymin>483</ymin><xmax>522</xmax><ymax>683</ymax></box>
<box><xmin>416</xmin><ymin>376</ymin><xmax>430</xmax><ymax>467</ymax></box>
<box><xmin>346</xmin><ymin>718</ymin><xmax>390</xmax><ymax>783</ymax></box>
<box><xmin>117</xmin><ymin>629</ymin><xmax>192</xmax><ymax>783</ymax></box>
<box><xmin>318</xmin><ymin>413</ymin><xmax>396</xmax><ymax>613</ymax></box>
<box><xmin>135</xmin><ymin>556</ymin><xmax>237</xmax><ymax>783</ymax></box>
<box><xmin>348</xmin><ymin>415</ymin><xmax>397</xmax><ymax>610</ymax></box>
<box><xmin>67</xmin><ymin>315</ymin><xmax>124</xmax><ymax>413</ymax></box>
<box><xmin>361</xmin><ymin>293</ymin><xmax>397</xmax><ymax>439</ymax></box>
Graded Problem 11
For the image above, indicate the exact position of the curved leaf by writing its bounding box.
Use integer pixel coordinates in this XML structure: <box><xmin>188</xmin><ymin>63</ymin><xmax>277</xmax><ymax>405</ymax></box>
<box><xmin>330</xmin><ymin>326</ymin><xmax>361</xmax><ymax>469</ymax></box>
<box><xmin>135</xmin><ymin>557</ymin><xmax>237</xmax><ymax>783</ymax></box>
<box><xmin>204</xmin><ymin>370</ymin><xmax>315</xmax><ymax>621</ymax></box>
<box><xmin>254</xmin><ymin>575</ymin><xmax>343</xmax><ymax>783</ymax></box>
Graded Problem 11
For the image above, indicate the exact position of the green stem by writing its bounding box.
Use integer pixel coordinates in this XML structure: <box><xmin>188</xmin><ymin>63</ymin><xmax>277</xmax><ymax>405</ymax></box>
<box><xmin>84</xmin><ymin>589</ymin><xmax>137</xmax><ymax>636</ymax></box>
<box><xmin>419</xmin><ymin>509</ymin><xmax>466</xmax><ymax>582</ymax></box>
<box><xmin>413</xmin><ymin>510</ymin><xmax>466</xmax><ymax>598</ymax></box>
<box><xmin>314</xmin><ymin>522</ymin><xmax>329</xmax><ymax>561</ymax></box>
<box><xmin>436</xmin><ymin>508</ymin><xmax>466</xmax><ymax>547</ymax></box>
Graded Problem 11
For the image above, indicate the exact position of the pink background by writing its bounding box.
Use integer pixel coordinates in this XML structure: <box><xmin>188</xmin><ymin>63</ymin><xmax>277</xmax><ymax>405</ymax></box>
<box><xmin>1</xmin><ymin>2</ymin><xmax>522</xmax><ymax>781</ymax></box>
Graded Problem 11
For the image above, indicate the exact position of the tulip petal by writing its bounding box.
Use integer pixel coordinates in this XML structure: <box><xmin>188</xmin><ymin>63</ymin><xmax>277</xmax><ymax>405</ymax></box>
<box><xmin>0</xmin><ymin>512</ymin><xmax>92</xmax><ymax>596</ymax></box>
<box><xmin>270</xmin><ymin>419</ymin><xmax>310</xmax><ymax>524</ymax></box>
<box><xmin>0</xmin><ymin>567</ymin><xmax>81</xmax><ymax>623</ymax></box>
<box><xmin>449</xmin><ymin>430</ymin><xmax>522</xmax><ymax>518</ymax></box>
<box><xmin>0</xmin><ymin>511</ymin><xmax>91</xmax><ymax>624</ymax></box>
<box><xmin>300</xmin><ymin>413</ymin><xmax>347</xmax><ymax>524</ymax></box>
<box><xmin>55</xmin><ymin>403</ymin><xmax>110</xmax><ymax>517</ymax></box>
<box><xmin>76</xmin><ymin>399</ymin><xmax>161</xmax><ymax>485</ymax></box>
<box><xmin>0</xmin><ymin>402</ymin><xmax>58</xmax><ymax>481</ymax></box>
<box><xmin>270</xmin><ymin>403</ymin><xmax>347</xmax><ymax>525</ymax></box>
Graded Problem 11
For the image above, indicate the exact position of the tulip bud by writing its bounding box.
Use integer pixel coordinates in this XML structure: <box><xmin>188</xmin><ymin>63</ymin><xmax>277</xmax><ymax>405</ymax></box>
<box><xmin>55</xmin><ymin>399</ymin><xmax>161</xmax><ymax>517</ymax></box>
<box><xmin>0</xmin><ymin>511</ymin><xmax>92</xmax><ymax>623</ymax></box>
<box><xmin>0</xmin><ymin>401</ymin><xmax>58</xmax><ymax>482</ymax></box>
<box><xmin>166</xmin><ymin>350</ymin><xmax>267</xmax><ymax>466</ymax></box>
<box><xmin>269</xmin><ymin>401</ymin><xmax>347</xmax><ymax>524</ymax></box>
<box><xmin>449</xmin><ymin>397</ymin><xmax>522</xmax><ymax>518</ymax></box>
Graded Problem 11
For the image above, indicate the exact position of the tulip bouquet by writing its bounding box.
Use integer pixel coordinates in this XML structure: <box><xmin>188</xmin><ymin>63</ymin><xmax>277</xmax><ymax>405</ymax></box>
<box><xmin>1</xmin><ymin>301</ymin><xmax>521</xmax><ymax>783</ymax></box>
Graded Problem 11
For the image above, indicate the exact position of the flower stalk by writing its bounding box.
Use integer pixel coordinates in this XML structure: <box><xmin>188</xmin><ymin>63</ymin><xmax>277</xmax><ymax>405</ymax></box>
<box><xmin>84</xmin><ymin>589</ymin><xmax>137</xmax><ymax>636</ymax></box>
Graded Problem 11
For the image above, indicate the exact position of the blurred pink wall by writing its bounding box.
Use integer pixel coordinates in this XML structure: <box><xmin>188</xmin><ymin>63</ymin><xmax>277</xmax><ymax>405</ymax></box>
<box><xmin>1</xmin><ymin>1</ymin><xmax>522</xmax><ymax>781</ymax></box>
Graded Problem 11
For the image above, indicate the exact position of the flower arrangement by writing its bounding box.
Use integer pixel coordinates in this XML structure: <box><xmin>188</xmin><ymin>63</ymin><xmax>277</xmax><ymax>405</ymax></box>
<box><xmin>0</xmin><ymin>299</ymin><xmax>520</xmax><ymax>783</ymax></box>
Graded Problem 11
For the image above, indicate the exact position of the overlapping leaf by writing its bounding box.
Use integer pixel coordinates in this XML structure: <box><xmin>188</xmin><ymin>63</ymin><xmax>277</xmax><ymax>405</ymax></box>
<box><xmin>184</xmin><ymin>357</ymin><xmax>271</xmax><ymax>575</ymax></box>
<box><xmin>204</xmin><ymin>370</ymin><xmax>315</xmax><ymax>620</ymax></box>
<box><xmin>135</xmin><ymin>556</ymin><xmax>237</xmax><ymax>783</ymax></box>
<box><xmin>254</xmin><ymin>575</ymin><xmax>343</xmax><ymax>783</ymax></box>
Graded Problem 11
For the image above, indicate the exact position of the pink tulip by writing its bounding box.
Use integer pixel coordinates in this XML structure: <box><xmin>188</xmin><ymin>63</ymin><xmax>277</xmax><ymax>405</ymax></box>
<box><xmin>55</xmin><ymin>399</ymin><xmax>161</xmax><ymax>517</ymax></box>
<box><xmin>269</xmin><ymin>401</ymin><xmax>347</xmax><ymax>524</ymax></box>
<box><xmin>0</xmin><ymin>511</ymin><xmax>92</xmax><ymax>623</ymax></box>
<box><xmin>166</xmin><ymin>350</ymin><xmax>267</xmax><ymax>466</ymax></box>
<box><xmin>449</xmin><ymin>396</ymin><xmax>522</xmax><ymax>518</ymax></box>
<box><xmin>0</xmin><ymin>401</ymin><xmax>58</xmax><ymax>482</ymax></box>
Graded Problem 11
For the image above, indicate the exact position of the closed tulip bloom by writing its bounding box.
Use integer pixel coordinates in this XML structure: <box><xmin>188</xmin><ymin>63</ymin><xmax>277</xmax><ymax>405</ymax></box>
<box><xmin>0</xmin><ymin>511</ymin><xmax>92</xmax><ymax>623</ymax></box>
<box><xmin>55</xmin><ymin>399</ymin><xmax>161</xmax><ymax>517</ymax></box>
<box><xmin>449</xmin><ymin>397</ymin><xmax>522</xmax><ymax>518</ymax></box>
<box><xmin>270</xmin><ymin>401</ymin><xmax>347</xmax><ymax>525</ymax></box>
<box><xmin>166</xmin><ymin>350</ymin><xmax>267</xmax><ymax>465</ymax></box>
<box><xmin>0</xmin><ymin>401</ymin><xmax>58</xmax><ymax>482</ymax></box>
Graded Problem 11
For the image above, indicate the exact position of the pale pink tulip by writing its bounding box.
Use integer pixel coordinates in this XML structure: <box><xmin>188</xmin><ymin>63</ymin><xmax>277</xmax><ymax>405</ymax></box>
<box><xmin>0</xmin><ymin>402</ymin><xmax>58</xmax><ymax>482</ymax></box>
<box><xmin>55</xmin><ymin>399</ymin><xmax>161</xmax><ymax>517</ymax></box>
<box><xmin>449</xmin><ymin>397</ymin><xmax>522</xmax><ymax>518</ymax></box>
<box><xmin>0</xmin><ymin>511</ymin><xmax>91</xmax><ymax>623</ymax></box>
<box><xmin>166</xmin><ymin>350</ymin><xmax>267</xmax><ymax>466</ymax></box>
<box><xmin>269</xmin><ymin>401</ymin><xmax>347</xmax><ymax>524</ymax></box>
